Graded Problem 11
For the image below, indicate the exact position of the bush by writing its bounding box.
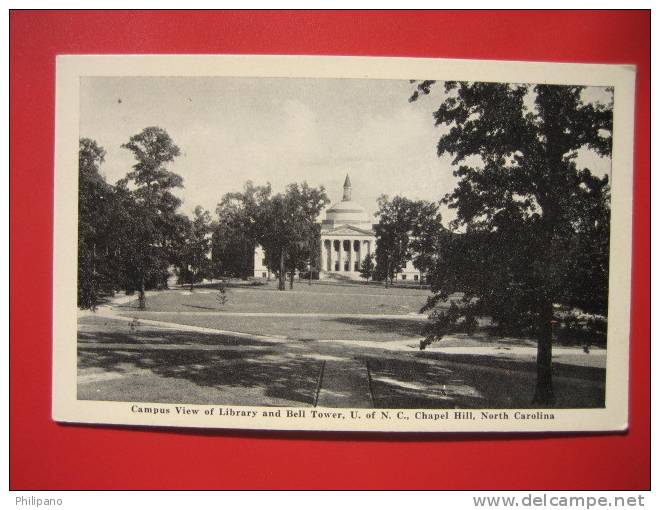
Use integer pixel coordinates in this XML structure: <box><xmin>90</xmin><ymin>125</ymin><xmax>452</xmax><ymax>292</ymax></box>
<box><xmin>216</xmin><ymin>282</ymin><xmax>228</xmax><ymax>306</ymax></box>
<box><xmin>556</xmin><ymin>310</ymin><xmax>607</xmax><ymax>346</ymax></box>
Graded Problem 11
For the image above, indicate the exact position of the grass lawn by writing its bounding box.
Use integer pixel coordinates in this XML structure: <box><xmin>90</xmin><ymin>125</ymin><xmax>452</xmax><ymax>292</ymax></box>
<box><xmin>78</xmin><ymin>281</ymin><xmax>606</xmax><ymax>408</ymax></box>
<box><xmin>78</xmin><ymin>315</ymin><xmax>322</xmax><ymax>406</ymax></box>
<box><xmin>115</xmin><ymin>280</ymin><xmax>432</xmax><ymax>341</ymax></box>
<box><xmin>115</xmin><ymin>280</ymin><xmax>431</xmax><ymax>315</ymax></box>
<box><xmin>366</xmin><ymin>354</ymin><xmax>605</xmax><ymax>409</ymax></box>
<box><xmin>118</xmin><ymin>313</ymin><xmax>427</xmax><ymax>341</ymax></box>
<box><xmin>78</xmin><ymin>314</ymin><xmax>605</xmax><ymax>408</ymax></box>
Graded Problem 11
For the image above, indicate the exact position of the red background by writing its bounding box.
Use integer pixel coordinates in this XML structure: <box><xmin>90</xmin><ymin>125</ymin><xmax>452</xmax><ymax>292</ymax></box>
<box><xmin>10</xmin><ymin>10</ymin><xmax>650</xmax><ymax>490</ymax></box>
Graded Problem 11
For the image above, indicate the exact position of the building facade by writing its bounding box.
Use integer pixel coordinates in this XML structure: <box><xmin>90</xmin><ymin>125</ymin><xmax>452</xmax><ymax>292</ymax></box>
<box><xmin>254</xmin><ymin>174</ymin><xmax>420</xmax><ymax>282</ymax></box>
<box><xmin>318</xmin><ymin>174</ymin><xmax>376</xmax><ymax>280</ymax></box>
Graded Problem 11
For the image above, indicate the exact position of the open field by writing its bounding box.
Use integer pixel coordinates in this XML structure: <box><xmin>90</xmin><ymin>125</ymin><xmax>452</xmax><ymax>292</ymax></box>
<box><xmin>117</xmin><ymin>313</ymin><xmax>426</xmax><ymax>341</ymax></box>
<box><xmin>78</xmin><ymin>313</ymin><xmax>605</xmax><ymax>408</ymax></box>
<box><xmin>78</xmin><ymin>280</ymin><xmax>606</xmax><ymax>408</ymax></box>
<box><xmin>114</xmin><ymin>280</ymin><xmax>431</xmax><ymax>315</ymax></box>
<box><xmin>78</xmin><ymin>315</ymin><xmax>321</xmax><ymax>406</ymax></box>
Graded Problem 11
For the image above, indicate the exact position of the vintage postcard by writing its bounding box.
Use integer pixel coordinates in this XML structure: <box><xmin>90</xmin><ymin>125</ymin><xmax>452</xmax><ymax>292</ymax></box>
<box><xmin>53</xmin><ymin>55</ymin><xmax>635</xmax><ymax>432</ymax></box>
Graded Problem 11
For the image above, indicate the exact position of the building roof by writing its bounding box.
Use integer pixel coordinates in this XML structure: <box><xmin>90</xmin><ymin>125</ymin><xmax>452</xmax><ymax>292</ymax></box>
<box><xmin>343</xmin><ymin>173</ymin><xmax>352</xmax><ymax>189</ymax></box>
<box><xmin>326</xmin><ymin>199</ymin><xmax>366</xmax><ymax>215</ymax></box>
<box><xmin>321</xmin><ymin>224</ymin><xmax>375</xmax><ymax>236</ymax></box>
<box><xmin>321</xmin><ymin>173</ymin><xmax>373</xmax><ymax>232</ymax></box>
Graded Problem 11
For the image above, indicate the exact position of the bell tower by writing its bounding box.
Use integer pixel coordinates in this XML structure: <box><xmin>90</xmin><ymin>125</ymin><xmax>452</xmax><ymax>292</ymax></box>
<box><xmin>342</xmin><ymin>173</ymin><xmax>352</xmax><ymax>201</ymax></box>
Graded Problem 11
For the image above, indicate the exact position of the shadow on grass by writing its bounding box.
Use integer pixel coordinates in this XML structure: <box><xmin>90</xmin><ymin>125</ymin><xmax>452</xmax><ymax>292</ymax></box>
<box><xmin>77</xmin><ymin>327</ymin><xmax>321</xmax><ymax>406</ymax></box>
<box><xmin>205</xmin><ymin>279</ymin><xmax>432</xmax><ymax>295</ymax></box>
<box><xmin>182</xmin><ymin>304</ymin><xmax>220</xmax><ymax>311</ymax></box>
<box><xmin>78</xmin><ymin>317</ymin><xmax>277</xmax><ymax>348</ymax></box>
<box><xmin>78</xmin><ymin>346</ymin><xmax>321</xmax><ymax>406</ymax></box>
<box><xmin>113</xmin><ymin>301</ymin><xmax>142</xmax><ymax>310</ymax></box>
<box><xmin>327</xmin><ymin>317</ymin><xmax>425</xmax><ymax>338</ymax></box>
<box><xmin>77</xmin><ymin>328</ymin><xmax>278</xmax><ymax>348</ymax></box>
<box><xmin>187</xmin><ymin>281</ymin><xmax>267</xmax><ymax>291</ymax></box>
<box><xmin>365</xmin><ymin>354</ymin><xmax>605</xmax><ymax>410</ymax></box>
<box><xmin>460</xmin><ymin>334</ymin><xmax>536</xmax><ymax>348</ymax></box>
<box><xmin>418</xmin><ymin>351</ymin><xmax>606</xmax><ymax>382</ymax></box>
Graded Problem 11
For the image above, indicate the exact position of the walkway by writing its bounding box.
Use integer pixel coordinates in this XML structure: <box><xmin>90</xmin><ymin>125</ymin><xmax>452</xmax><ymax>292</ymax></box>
<box><xmin>117</xmin><ymin>310</ymin><xmax>427</xmax><ymax>320</ymax></box>
<box><xmin>77</xmin><ymin>289</ymin><xmax>606</xmax><ymax>408</ymax></box>
<box><xmin>315</xmin><ymin>359</ymin><xmax>374</xmax><ymax>407</ymax></box>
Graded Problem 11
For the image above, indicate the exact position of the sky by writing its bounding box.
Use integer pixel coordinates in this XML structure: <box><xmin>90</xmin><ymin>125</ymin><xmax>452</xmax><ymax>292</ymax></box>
<box><xmin>79</xmin><ymin>77</ymin><xmax>612</xmax><ymax>223</ymax></box>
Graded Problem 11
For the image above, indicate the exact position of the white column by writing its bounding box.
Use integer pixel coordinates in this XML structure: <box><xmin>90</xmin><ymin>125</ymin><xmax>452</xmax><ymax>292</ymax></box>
<box><xmin>340</xmin><ymin>240</ymin><xmax>344</xmax><ymax>271</ymax></box>
<box><xmin>330</xmin><ymin>240</ymin><xmax>335</xmax><ymax>271</ymax></box>
<box><xmin>320</xmin><ymin>239</ymin><xmax>326</xmax><ymax>274</ymax></box>
<box><xmin>349</xmin><ymin>239</ymin><xmax>353</xmax><ymax>271</ymax></box>
<box><xmin>344</xmin><ymin>239</ymin><xmax>348</xmax><ymax>271</ymax></box>
<box><xmin>351</xmin><ymin>239</ymin><xmax>355</xmax><ymax>272</ymax></box>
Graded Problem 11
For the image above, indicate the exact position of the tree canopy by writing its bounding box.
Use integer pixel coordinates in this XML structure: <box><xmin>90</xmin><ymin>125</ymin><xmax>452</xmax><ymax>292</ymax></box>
<box><xmin>78</xmin><ymin>138</ymin><xmax>112</xmax><ymax>308</ymax></box>
<box><xmin>412</xmin><ymin>81</ymin><xmax>613</xmax><ymax>404</ymax></box>
<box><xmin>210</xmin><ymin>181</ymin><xmax>328</xmax><ymax>289</ymax></box>
<box><xmin>374</xmin><ymin>195</ymin><xmax>443</xmax><ymax>285</ymax></box>
<box><xmin>116</xmin><ymin>127</ymin><xmax>184</xmax><ymax>308</ymax></box>
<box><xmin>257</xmin><ymin>182</ymin><xmax>329</xmax><ymax>290</ymax></box>
<box><xmin>359</xmin><ymin>252</ymin><xmax>375</xmax><ymax>282</ymax></box>
<box><xmin>77</xmin><ymin>128</ymin><xmax>195</xmax><ymax>310</ymax></box>
<box><xmin>78</xmin><ymin>130</ymin><xmax>332</xmax><ymax>310</ymax></box>
<box><xmin>176</xmin><ymin>206</ymin><xmax>214</xmax><ymax>290</ymax></box>
<box><xmin>212</xmin><ymin>181</ymin><xmax>272</xmax><ymax>278</ymax></box>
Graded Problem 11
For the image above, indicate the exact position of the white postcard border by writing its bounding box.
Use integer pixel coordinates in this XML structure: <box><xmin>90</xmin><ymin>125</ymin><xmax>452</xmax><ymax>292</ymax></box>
<box><xmin>53</xmin><ymin>54</ymin><xmax>636</xmax><ymax>432</ymax></box>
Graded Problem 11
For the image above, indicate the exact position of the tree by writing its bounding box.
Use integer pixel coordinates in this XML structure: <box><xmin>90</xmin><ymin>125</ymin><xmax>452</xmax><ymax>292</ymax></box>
<box><xmin>374</xmin><ymin>195</ymin><xmax>414</xmax><ymax>286</ymax></box>
<box><xmin>409</xmin><ymin>200</ymin><xmax>445</xmax><ymax>281</ymax></box>
<box><xmin>359</xmin><ymin>252</ymin><xmax>375</xmax><ymax>282</ymax></box>
<box><xmin>412</xmin><ymin>81</ymin><xmax>613</xmax><ymax>404</ymax></box>
<box><xmin>175</xmin><ymin>206</ymin><xmax>213</xmax><ymax>290</ymax></box>
<box><xmin>78</xmin><ymin>138</ymin><xmax>113</xmax><ymax>309</ymax></box>
<box><xmin>374</xmin><ymin>195</ymin><xmax>443</xmax><ymax>287</ymax></box>
<box><xmin>286</xmin><ymin>223</ymin><xmax>322</xmax><ymax>287</ymax></box>
<box><xmin>258</xmin><ymin>183</ymin><xmax>330</xmax><ymax>291</ymax></box>
<box><xmin>212</xmin><ymin>182</ymin><xmax>272</xmax><ymax>278</ymax></box>
<box><xmin>118</xmin><ymin>127</ymin><xmax>184</xmax><ymax>308</ymax></box>
<box><xmin>306</xmin><ymin>223</ymin><xmax>322</xmax><ymax>285</ymax></box>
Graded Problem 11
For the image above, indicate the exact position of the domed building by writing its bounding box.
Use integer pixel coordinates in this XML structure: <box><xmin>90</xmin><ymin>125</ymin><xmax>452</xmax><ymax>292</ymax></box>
<box><xmin>318</xmin><ymin>174</ymin><xmax>376</xmax><ymax>279</ymax></box>
<box><xmin>253</xmin><ymin>174</ymin><xmax>421</xmax><ymax>282</ymax></box>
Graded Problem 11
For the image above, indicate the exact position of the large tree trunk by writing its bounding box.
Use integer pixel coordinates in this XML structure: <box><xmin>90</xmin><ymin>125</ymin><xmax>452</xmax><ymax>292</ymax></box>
<box><xmin>289</xmin><ymin>271</ymin><xmax>294</xmax><ymax>289</ymax></box>
<box><xmin>190</xmin><ymin>270</ymin><xmax>194</xmax><ymax>292</ymax></box>
<box><xmin>278</xmin><ymin>250</ymin><xmax>286</xmax><ymax>291</ymax></box>
<box><xmin>533</xmin><ymin>194</ymin><xmax>558</xmax><ymax>406</ymax></box>
<box><xmin>533</xmin><ymin>299</ymin><xmax>555</xmax><ymax>405</ymax></box>
<box><xmin>138</xmin><ymin>275</ymin><xmax>146</xmax><ymax>310</ymax></box>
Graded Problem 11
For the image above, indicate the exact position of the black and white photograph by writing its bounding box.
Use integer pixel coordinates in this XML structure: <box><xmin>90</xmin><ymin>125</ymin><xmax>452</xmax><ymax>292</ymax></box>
<box><xmin>52</xmin><ymin>55</ymin><xmax>635</xmax><ymax>432</ymax></box>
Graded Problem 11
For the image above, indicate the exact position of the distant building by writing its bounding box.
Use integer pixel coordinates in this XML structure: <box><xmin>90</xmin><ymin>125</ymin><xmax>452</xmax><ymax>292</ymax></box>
<box><xmin>254</xmin><ymin>174</ymin><xmax>420</xmax><ymax>282</ymax></box>
<box><xmin>253</xmin><ymin>244</ymin><xmax>270</xmax><ymax>280</ymax></box>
